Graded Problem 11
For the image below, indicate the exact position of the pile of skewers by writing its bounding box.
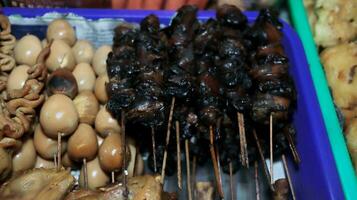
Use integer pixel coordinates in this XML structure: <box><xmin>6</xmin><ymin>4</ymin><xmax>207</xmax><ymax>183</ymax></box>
<box><xmin>107</xmin><ymin>4</ymin><xmax>300</xmax><ymax>200</ymax></box>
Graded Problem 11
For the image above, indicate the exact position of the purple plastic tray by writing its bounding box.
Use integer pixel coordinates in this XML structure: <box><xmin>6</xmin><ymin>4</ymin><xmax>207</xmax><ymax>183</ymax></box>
<box><xmin>2</xmin><ymin>8</ymin><xmax>344</xmax><ymax>200</ymax></box>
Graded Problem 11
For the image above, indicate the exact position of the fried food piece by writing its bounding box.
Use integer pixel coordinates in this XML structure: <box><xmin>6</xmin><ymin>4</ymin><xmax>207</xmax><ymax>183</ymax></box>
<box><xmin>65</xmin><ymin>175</ymin><xmax>166</xmax><ymax>200</ymax></box>
<box><xmin>313</xmin><ymin>0</ymin><xmax>357</xmax><ymax>47</ymax></box>
<box><xmin>0</xmin><ymin>168</ymin><xmax>75</xmax><ymax>200</ymax></box>
<box><xmin>196</xmin><ymin>182</ymin><xmax>214</xmax><ymax>200</ymax></box>
<box><xmin>303</xmin><ymin>0</ymin><xmax>317</xmax><ymax>32</ymax></box>
<box><xmin>346</xmin><ymin>118</ymin><xmax>357</xmax><ymax>173</ymax></box>
<box><xmin>320</xmin><ymin>42</ymin><xmax>357</xmax><ymax>124</ymax></box>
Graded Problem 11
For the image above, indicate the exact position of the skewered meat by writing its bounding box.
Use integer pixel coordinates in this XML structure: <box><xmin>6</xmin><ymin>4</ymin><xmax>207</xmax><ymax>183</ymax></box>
<box><xmin>0</xmin><ymin>168</ymin><xmax>75</xmax><ymax>200</ymax></box>
<box><xmin>251</xmin><ymin>93</ymin><xmax>291</xmax><ymax>124</ymax></box>
<box><xmin>0</xmin><ymin>34</ymin><xmax>50</xmax><ymax>140</ymax></box>
<box><xmin>105</xmin><ymin>6</ymin><xmax>298</xmax><ymax>187</ymax></box>
<box><xmin>196</xmin><ymin>182</ymin><xmax>214</xmax><ymax>200</ymax></box>
<box><xmin>273</xmin><ymin>179</ymin><xmax>290</xmax><ymax>200</ymax></box>
<box><xmin>247</xmin><ymin>9</ymin><xmax>282</xmax><ymax>48</ymax></box>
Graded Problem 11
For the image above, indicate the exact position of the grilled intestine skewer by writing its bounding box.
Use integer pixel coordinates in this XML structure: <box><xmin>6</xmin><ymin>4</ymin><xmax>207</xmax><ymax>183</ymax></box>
<box><xmin>195</xmin><ymin>57</ymin><xmax>225</xmax><ymax>199</ymax></box>
<box><xmin>106</xmin><ymin>23</ymin><xmax>138</xmax><ymax>194</ymax></box>
<box><xmin>216</xmin><ymin>4</ymin><xmax>252</xmax><ymax>168</ymax></box>
<box><xmin>107</xmin><ymin>15</ymin><xmax>168</xmax><ymax>190</ymax></box>
<box><xmin>162</xmin><ymin>5</ymin><xmax>199</xmax><ymax>189</ymax></box>
<box><xmin>103</xmin><ymin>6</ymin><xmax>300</xmax><ymax>199</ymax></box>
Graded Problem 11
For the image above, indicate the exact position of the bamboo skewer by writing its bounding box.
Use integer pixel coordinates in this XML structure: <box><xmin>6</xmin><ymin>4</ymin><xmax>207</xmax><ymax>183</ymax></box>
<box><xmin>161</xmin><ymin>97</ymin><xmax>175</xmax><ymax>184</ymax></box>
<box><xmin>185</xmin><ymin>139</ymin><xmax>193</xmax><ymax>200</ymax></box>
<box><xmin>192</xmin><ymin>155</ymin><xmax>197</xmax><ymax>199</ymax></box>
<box><xmin>176</xmin><ymin>121</ymin><xmax>182</xmax><ymax>190</ymax></box>
<box><xmin>229</xmin><ymin>162</ymin><xmax>235</xmax><ymax>200</ymax></box>
<box><xmin>237</xmin><ymin>112</ymin><xmax>249</xmax><ymax>168</ymax></box>
<box><xmin>282</xmin><ymin>154</ymin><xmax>296</xmax><ymax>200</ymax></box>
<box><xmin>283</xmin><ymin>129</ymin><xmax>301</xmax><ymax>164</ymax></box>
<box><xmin>111</xmin><ymin>172</ymin><xmax>115</xmax><ymax>183</ymax></box>
<box><xmin>83</xmin><ymin>158</ymin><xmax>88</xmax><ymax>189</ymax></box>
<box><xmin>121</xmin><ymin>111</ymin><xmax>128</xmax><ymax>197</ymax></box>
<box><xmin>255</xmin><ymin>161</ymin><xmax>260</xmax><ymax>200</ymax></box>
<box><xmin>209</xmin><ymin>126</ymin><xmax>224</xmax><ymax>199</ymax></box>
<box><xmin>215</xmin><ymin>142</ymin><xmax>224</xmax><ymax>199</ymax></box>
<box><xmin>151</xmin><ymin>126</ymin><xmax>157</xmax><ymax>173</ymax></box>
<box><xmin>270</xmin><ymin>114</ymin><xmax>274</xmax><ymax>185</ymax></box>
<box><xmin>253</xmin><ymin>129</ymin><xmax>274</xmax><ymax>191</ymax></box>
<box><xmin>57</xmin><ymin>133</ymin><xmax>62</xmax><ymax>170</ymax></box>
<box><xmin>54</xmin><ymin>153</ymin><xmax>57</xmax><ymax>168</ymax></box>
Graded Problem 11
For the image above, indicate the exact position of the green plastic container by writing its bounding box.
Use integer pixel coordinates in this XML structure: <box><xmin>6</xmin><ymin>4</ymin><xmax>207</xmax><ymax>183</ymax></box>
<box><xmin>288</xmin><ymin>0</ymin><xmax>357</xmax><ymax>199</ymax></box>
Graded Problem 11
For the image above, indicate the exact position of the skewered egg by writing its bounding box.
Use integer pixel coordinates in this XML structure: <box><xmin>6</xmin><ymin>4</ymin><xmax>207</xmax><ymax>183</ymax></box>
<box><xmin>72</xmin><ymin>63</ymin><xmax>96</xmax><ymax>92</ymax></box>
<box><xmin>45</xmin><ymin>39</ymin><xmax>76</xmax><ymax>72</ymax></box>
<box><xmin>79</xmin><ymin>157</ymin><xmax>109</xmax><ymax>190</ymax></box>
<box><xmin>39</xmin><ymin>94</ymin><xmax>79</xmax><ymax>139</ymax></box>
<box><xmin>98</xmin><ymin>132</ymin><xmax>127</xmax><ymax>172</ymax></box>
<box><xmin>67</xmin><ymin>123</ymin><xmax>98</xmax><ymax>162</ymax></box>
<box><xmin>47</xmin><ymin>68</ymin><xmax>78</xmax><ymax>99</ymax></box>
<box><xmin>34</xmin><ymin>124</ymin><xmax>67</xmax><ymax>160</ymax></box>
<box><xmin>73</xmin><ymin>91</ymin><xmax>99</xmax><ymax>125</ymax></box>
<box><xmin>72</xmin><ymin>40</ymin><xmax>94</xmax><ymax>64</ymax></box>
<box><xmin>14</xmin><ymin>34</ymin><xmax>42</xmax><ymax>66</ymax></box>
<box><xmin>92</xmin><ymin>45</ymin><xmax>112</xmax><ymax>76</ymax></box>
<box><xmin>47</xmin><ymin>19</ymin><xmax>76</xmax><ymax>46</ymax></box>
<box><xmin>6</xmin><ymin>65</ymin><xmax>30</xmax><ymax>94</ymax></box>
<box><xmin>95</xmin><ymin>106</ymin><xmax>121</xmax><ymax>138</ymax></box>
<box><xmin>94</xmin><ymin>74</ymin><xmax>109</xmax><ymax>104</ymax></box>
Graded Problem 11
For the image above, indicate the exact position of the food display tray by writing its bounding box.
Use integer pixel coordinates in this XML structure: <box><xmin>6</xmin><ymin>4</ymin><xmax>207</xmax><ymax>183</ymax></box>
<box><xmin>2</xmin><ymin>7</ymin><xmax>344</xmax><ymax>200</ymax></box>
<box><xmin>288</xmin><ymin>1</ymin><xmax>357</xmax><ymax>199</ymax></box>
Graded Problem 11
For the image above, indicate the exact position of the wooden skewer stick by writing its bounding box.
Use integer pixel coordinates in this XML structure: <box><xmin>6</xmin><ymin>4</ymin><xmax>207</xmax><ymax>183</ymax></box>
<box><xmin>283</xmin><ymin>129</ymin><xmax>301</xmax><ymax>164</ymax></box>
<box><xmin>185</xmin><ymin>139</ymin><xmax>192</xmax><ymax>200</ymax></box>
<box><xmin>214</xmin><ymin>119</ymin><xmax>224</xmax><ymax>195</ymax></box>
<box><xmin>252</xmin><ymin>129</ymin><xmax>274</xmax><ymax>191</ymax></box>
<box><xmin>270</xmin><ymin>114</ymin><xmax>274</xmax><ymax>185</ymax></box>
<box><xmin>229</xmin><ymin>162</ymin><xmax>235</xmax><ymax>200</ymax></box>
<box><xmin>161</xmin><ymin>97</ymin><xmax>175</xmax><ymax>184</ymax></box>
<box><xmin>282</xmin><ymin>154</ymin><xmax>296</xmax><ymax>200</ymax></box>
<box><xmin>237</xmin><ymin>112</ymin><xmax>249</xmax><ymax>168</ymax></box>
<box><xmin>111</xmin><ymin>172</ymin><xmax>115</xmax><ymax>183</ymax></box>
<box><xmin>53</xmin><ymin>153</ymin><xmax>57</xmax><ymax>168</ymax></box>
<box><xmin>151</xmin><ymin>126</ymin><xmax>157</xmax><ymax>173</ymax></box>
<box><xmin>83</xmin><ymin>158</ymin><xmax>88</xmax><ymax>189</ymax></box>
<box><xmin>215</xmin><ymin>143</ymin><xmax>224</xmax><ymax>199</ymax></box>
<box><xmin>121</xmin><ymin>111</ymin><xmax>128</xmax><ymax>197</ymax></box>
<box><xmin>57</xmin><ymin>133</ymin><xmax>62</xmax><ymax>170</ymax></box>
<box><xmin>255</xmin><ymin>161</ymin><xmax>260</xmax><ymax>200</ymax></box>
<box><xmin>209</xmin><ymin>125</ymin><xmax>224</xmax><ymax>199</ymax></box>
<box><xmin>192</xmin><ymin>155</ymin><xmax>197</xmax><ymax>199</ymax></box>
<box><xmin>176</xmin><ymin>121</ymin><xmax>182</xmax><ymax>190</ymax></box>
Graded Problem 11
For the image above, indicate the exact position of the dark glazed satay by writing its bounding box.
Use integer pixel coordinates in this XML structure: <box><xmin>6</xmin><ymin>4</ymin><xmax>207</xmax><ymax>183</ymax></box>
<box><xmin>195</xmin><ymin>54</ymin><xmax>225</xmax><ymax>198</ymax></box>
<box><xmin>106</xmin><ymin>23</ymin><xmax>139</xmax><ymax>198</ymax></box>
<box><xmin>215</xmin><ymin>5</ymin><xmax>252</xmax><ymax>170</ymax></box>
<box><xmin>247</xmin><ymin>9</ymin><xmax>298</xmax><ymax>190</ymax></box>
<box><xmin>160</xmin><ymin>5</ymin><xmax>199</xmax><ymax>193</ymax></box>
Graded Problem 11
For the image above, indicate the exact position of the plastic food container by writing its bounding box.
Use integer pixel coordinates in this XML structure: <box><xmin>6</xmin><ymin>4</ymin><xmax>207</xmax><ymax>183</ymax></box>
<box><xmin>288</xmin><ymin>1</ymin><xmax>357</xmax><ymax>199</ymax></box>
<box><xmin>2</xmin><ymin>7</ymin><xmax>344</xmax><ymax>200</ymax></box>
